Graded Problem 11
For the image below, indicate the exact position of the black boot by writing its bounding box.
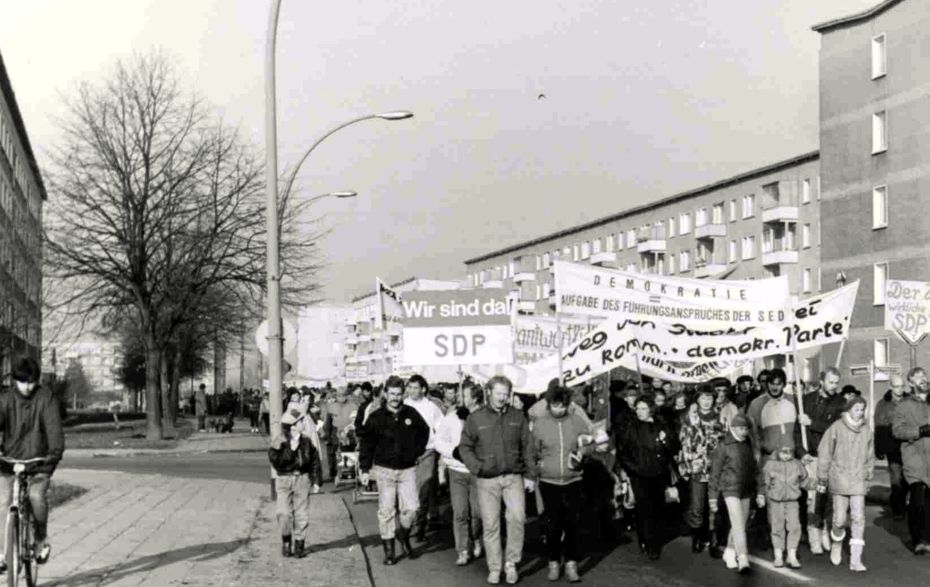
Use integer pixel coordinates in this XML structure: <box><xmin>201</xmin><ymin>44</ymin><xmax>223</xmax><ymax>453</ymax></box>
<box><xmin>281</xmin><ymin>535</ymin><xmax>292</xmax><ymax>558</ymax></box>
<box><xmin>398</xmin><ymin>527</ymin><xmax>419</xmax><ymax>560</ymax></box>
<box><xmin>708</xmin><ymin>530</ymin><xmax>723</xmax><ymax>559</ymax></box>
<box><xmin>293</xmin><ymin>539</ymin><xmax>306</xmax><ymax>558</ymax></box>
<box><xmin>691</xmin><ymin>529</ymin><xmax>706</xmax><ymax>553</ymax></box>
<box><xmin>382</xmin><ymin>540</ymin><xmax>397</xmax><ymax>565</ymax></box>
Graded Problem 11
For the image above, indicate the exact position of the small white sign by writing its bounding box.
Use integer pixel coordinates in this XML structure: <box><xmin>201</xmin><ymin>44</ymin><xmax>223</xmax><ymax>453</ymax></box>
<box><xmin>403</xmin><ymin>325</ymin><xmax>514</xmax><ymax>366</ymax></box>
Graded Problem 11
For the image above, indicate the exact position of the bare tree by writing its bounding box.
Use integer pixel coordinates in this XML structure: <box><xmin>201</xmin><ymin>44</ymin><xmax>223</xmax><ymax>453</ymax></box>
<box><xmin>45</xmin><ymin>53</ymin><xmax>322</xmax><ymax>439</ymax></box>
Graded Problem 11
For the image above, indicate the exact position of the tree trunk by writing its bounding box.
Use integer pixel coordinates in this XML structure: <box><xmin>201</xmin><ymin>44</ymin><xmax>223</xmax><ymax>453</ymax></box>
<box><xmin>169</xmin><ymin>347</ymin><xmax>181</xmax><ymax>426</ymax></box>
<box><xmin>160</xmin><ymin>351</ymin><xmax>172</xmax><ymax>431</ymax></box>
<box><xmin>213</xmin><ymin>340</ymin><xmax>226</xmax><ymax>396</ymax></box>
<box><xmin>143</xmin><ymin>331</ymin><xmax>164</xmax><ymax>441</ymax></box>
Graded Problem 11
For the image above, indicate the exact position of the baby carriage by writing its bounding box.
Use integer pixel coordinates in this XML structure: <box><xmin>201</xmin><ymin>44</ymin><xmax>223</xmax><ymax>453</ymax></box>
<box><xmin>333</xmin><ymin>424</ymin><xmax>359</xmax><ymax>489</ymax></box>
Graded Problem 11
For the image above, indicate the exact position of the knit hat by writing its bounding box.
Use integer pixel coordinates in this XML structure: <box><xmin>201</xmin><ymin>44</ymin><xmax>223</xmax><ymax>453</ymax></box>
<box><xmin>844</xmin><ymin>395</ymin><xmax>867</xmax><ymax>413</ymax></box>
<box><xmin>730</xmin><ymin>413</ymin><xmax>750</xmax><ymax>428</ymax></box>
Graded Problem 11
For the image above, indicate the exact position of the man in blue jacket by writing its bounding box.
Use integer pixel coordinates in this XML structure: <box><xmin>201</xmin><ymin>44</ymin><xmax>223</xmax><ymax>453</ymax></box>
<box><xmin>0</xmin><ymin>357</ymin><xmax>64</xmax><ymax>570</ymax></box>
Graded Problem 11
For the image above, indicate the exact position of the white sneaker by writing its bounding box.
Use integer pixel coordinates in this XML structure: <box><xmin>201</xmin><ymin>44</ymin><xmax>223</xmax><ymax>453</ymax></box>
<box><xmin>487</xmin><ymin>571</ymin><xmax>501</xmax><ymax>585</ymax></box>
<box><xmin>723</xmin><ymin>547</ymin><xmax>737</xmax><ymax>569</ymax></box>
<box><xmin>504</xmin><ymin>562</ymin><xmax>519</xmax><ymax>584</ymax></box>
<box><xmin>36</xmin><ymin>541</ymin><xmax>51</xmax><ymax>565</ymax></box>
<box><xmin>456</xmin><ymin>551</ymin><xmax>469</xmax><ymax>566</ymax></box>
<box><xmin>473</xmin><ymin>541</ymin><xmax>483</xmax><ymax>559</ymax></box>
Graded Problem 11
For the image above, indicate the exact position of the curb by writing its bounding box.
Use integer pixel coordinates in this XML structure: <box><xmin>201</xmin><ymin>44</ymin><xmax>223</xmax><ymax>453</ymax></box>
<box><xmin>67</xmin><ymin>447</ymin><xmax>269</xmax><ymax>458</ymax></box>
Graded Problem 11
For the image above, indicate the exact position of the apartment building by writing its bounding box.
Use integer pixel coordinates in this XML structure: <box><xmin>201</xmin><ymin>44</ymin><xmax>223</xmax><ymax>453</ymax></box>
<box><xmin>296</xmin><ymin>305</ymin><xmax>352</xmax><ymax>387</ymax></box>
<box><xmin>344</xmin><ymin>277</ymin><xmax>463</xmax><ymax>383</ymax></box>
<box><xmin>814</xmin><ymin>0</ymin><xmax>930</xmax><ymax>389</ymax></box>
<box><xmin>0</xmin><ymin>51</ymin><xmax>44</xmax><ymax>373</ymax></box>
<box><xmin>46</xmin><ymin>338</ymin><xmax>125</xmax><ymax>400</ymax></box>
<box><xmin>464</xmin><ymin>152</ymin><xmax>823</xmax><ymax>378</ymax></box>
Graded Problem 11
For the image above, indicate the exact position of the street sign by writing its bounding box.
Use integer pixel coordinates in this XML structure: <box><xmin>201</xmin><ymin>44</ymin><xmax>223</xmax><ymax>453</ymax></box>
<box><xmin>255</xmin><ymin>319</ymin><xmax>297</xmax><ymax>357</ymax></box>
<box><xmin>885</xmin><ymin>280</ymin><xmax>930</xmax><ymax>345</ymax></box>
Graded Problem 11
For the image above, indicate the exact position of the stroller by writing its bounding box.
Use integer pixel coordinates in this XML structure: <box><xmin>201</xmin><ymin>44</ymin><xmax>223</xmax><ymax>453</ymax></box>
<box><xmin>334</xmin><ymin>424</ymin><xmax>359</xmax><ymax>489</ymax></box>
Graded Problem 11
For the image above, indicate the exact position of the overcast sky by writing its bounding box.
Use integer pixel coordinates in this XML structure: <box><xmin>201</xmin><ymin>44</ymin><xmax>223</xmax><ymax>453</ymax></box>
<box><xmin>1</xmin><ymin>0</ymin><xmax>877</xmax><ymax>304</ymax></box>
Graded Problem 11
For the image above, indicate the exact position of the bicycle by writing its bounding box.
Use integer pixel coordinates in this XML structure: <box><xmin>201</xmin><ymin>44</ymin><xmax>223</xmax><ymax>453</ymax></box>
<box><xmin>0</xmin><ymin>457</ymin><xmax>48</xmax><ymax>587</ymax></box>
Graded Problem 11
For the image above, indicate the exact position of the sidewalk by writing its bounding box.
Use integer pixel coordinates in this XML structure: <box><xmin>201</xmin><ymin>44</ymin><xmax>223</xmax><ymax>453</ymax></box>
<box><xmin>67</xmin><ymin>429</ymin><xmax>270</xmax><ymax>458</ymax></box>
<box><xmin>42</xmin><ymin>469</ymin><xmax>370</xmax><ymax>586</ymax></box>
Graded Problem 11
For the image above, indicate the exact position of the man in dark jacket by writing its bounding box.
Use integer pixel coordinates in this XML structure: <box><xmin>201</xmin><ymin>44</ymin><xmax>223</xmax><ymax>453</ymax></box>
<box><xmin>458</xmin><ymin>375</ymin><xmax>536</xmax><ymax>585</ymax></box>
<box><xmin>359</xmin><ymin>376</ymin><xmax>429</xmax><ymax>565</ymax></box>
<box><xmin>795</xmin><ymin>366</ymin><xmax>845</xmax><ymax>554</ymax></box>
<box><xmin>0</xmin><ymin>357</ymin><xmax>64</xmax><ymax>569</ymax></box>
<box><xmin>875</xmin><ymin>374</ymin><xmax>909</xmax><ymax>519</ymax></box>
<box><xmin>893</xmin><ymin>367</ymin><xmax>930</xmax><ymax>553</ymax></box>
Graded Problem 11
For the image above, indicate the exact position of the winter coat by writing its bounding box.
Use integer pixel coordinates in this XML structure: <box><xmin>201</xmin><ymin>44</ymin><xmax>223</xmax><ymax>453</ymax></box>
<box><xmin>458</xmin><ymin>405</ymin><xmax>536</xmax><ymax>479</ymax></box>
<box><xmin>678</xmin><ymin>409</ymin><xmax>724</xmax><ymax>482</ymax></box>
<box><xmin>708</xmin><ymin>432</ymin><xmax>756</xmax><ymax>499</ymax></box>
<box><xmin>618</xmin><ymin>417</ymin><xmax>678</xmax><ymax>479</ymax></box>
<box><xmin>358</xmin><ymin>404</ymin><xmax>429</xmax><ymax>472</ymax></box>
<box><xmin>795</xmin><ymin>391</ymin><xmax>845</xmax><ymax>457</ymax></box>
<box><xmin>268</xmin><ymin>435</ymin><xmax>316</xmax><ymax>475</ymax></box>
<box><xmin>747</xmin><ymin>394</ymin><xmax>797</xmax><ymax>460</ymax></box>
<box><xmin>0</xmin><ymin>387</ymin><xmax>65</xmax><ymax>475</ymax></box>
<box><xmin>760</xmin><ymin>458</ymin><xmax>807</xmax><ymax>502</ymax></box>
<box><xmin>817</xmin><ymin>415</ymin><xmax>875</xmax><ymax>496</ymax></box>
<box><xmin>435</xmin><ymin>410</ymin><xmax>470</xmax><ymax>474</ymax></box>
<box><xmin>405</xmin><ymin>396</ymin><xmax>445</xmax><ymax>451</ymax></box>
<box><xmin>892</xmin><ymin>394</ymin><xmax>930</xmax><ymax>487</ymax></box>
<box><xmin>874</xmin><ymin>390</ymin><xmax>905</xmax><ymax>462</ymax></box>
<box><xmin>531</xmin><ymin>410</ymin><xmax>594</xmax><ymax>485</ymax></box>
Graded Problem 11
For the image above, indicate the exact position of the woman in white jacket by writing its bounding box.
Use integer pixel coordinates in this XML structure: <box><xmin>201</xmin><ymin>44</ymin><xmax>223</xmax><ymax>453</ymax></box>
<box><xmin>435</xmin><ymin>381</ymin><xmax>484</xmax><ymax>566</ymax></box>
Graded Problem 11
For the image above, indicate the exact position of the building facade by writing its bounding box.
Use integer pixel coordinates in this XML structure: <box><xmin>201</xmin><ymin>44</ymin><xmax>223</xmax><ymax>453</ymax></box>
<box><xmin>0</xmin><ymin>51</ymin><xmax>45</xmax><ymax>374</ymax></box>
<box><xmin>46</xmin><ymin>337</ymin><xmax>126</xmax><ymax>404</ymax></box>
<box><xmin>344</xmin><ymin>277</ymin><xmax>462</xmax><ymax>383</ymax></box>
<box><xmin>296</xmin><ymin>305</ymin><xmax>352</xmax><ymax>387</ymax></box>
<box><xmin>464</xmin><ymin>152</ymin><xmax>824</xmax><ymax>380</ymax></box>
<box><xmin>814</xmin><ymin>0</ymin><xmax>930</xmax><ymax>390</ymax></box>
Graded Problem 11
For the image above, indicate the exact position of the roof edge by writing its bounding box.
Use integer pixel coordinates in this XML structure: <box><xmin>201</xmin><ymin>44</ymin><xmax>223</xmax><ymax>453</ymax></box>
<box><xmin>812</xmin><ymin>0</ymin><xmax>904</xmax><ymax>32</ymax></box>
<box><xmin>0</xmin><ymin>51</ymin><xmax>47</xmax><ymax>200</ymax></box>
<box><xmin>463</xmin><ymin>150</ymin><xmax>820</xmax><ymax>266</ymax></box>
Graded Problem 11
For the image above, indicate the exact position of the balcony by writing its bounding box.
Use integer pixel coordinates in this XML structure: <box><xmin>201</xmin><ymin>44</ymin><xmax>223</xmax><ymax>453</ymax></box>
<box><xmin>513</xmin><ymin>271</ymin><xmax>536</xmax><ymax>283</ymax></box>
<box><xmin>590</xmin><ymin>251</ymin><xmax>617</xmax><ymax>266</ymax></box>
<box><xmin>694</xmin><ymin>261</ymin><xmax>727</xmax><ymax>279</ymax></box>
<box><xmin>762</xmin><ymin>205</ymin><xmax>799</xmax><ymax>224</ymax></box>
<box><xmin>637</xmin><ymin>239</ymin><xmax>666</xmax><ymax>254</ymax></box>
<box><xmin>762</xmin><ymin>243</ymin><xmax>799</xmax><ymax>266</ymax></box>
<box><xmin>517</xmin><ymin>300</ymin><xmax>536</xmax><ymax>313</ymax></box>
<box><xmin>694</xmin><ymin>223</ymin><xmax>727</xmax><ymax>240</ymax></box>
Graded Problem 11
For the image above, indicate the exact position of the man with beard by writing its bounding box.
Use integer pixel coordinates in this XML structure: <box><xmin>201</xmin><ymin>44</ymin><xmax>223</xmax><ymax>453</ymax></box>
<box><xmin>795</xmin><ymin>367</ymin><xmax>845</xmax><ymax>555</ymax></box>
<box><xmin>747</xmin><ymin>369</ymin><xmax>797</xmax><ymax>465</ymax></box>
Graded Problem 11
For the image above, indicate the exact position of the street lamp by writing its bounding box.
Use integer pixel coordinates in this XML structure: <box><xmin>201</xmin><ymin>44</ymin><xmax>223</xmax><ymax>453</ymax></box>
<box><xmin>265</xmin><ymin>0</ymin><xmax>412</xmax><ymax>439</ymax></box>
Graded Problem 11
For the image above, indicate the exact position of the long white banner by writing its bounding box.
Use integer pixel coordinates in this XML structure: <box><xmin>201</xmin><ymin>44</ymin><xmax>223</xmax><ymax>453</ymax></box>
<box><xmin>554</xmin><ymin>261</ymin><xmax>791</xmax><ymax>326</ymax></box>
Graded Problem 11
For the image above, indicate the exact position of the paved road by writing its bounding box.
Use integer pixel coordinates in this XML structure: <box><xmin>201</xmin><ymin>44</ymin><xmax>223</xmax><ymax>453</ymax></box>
<box><xmin>63</xmin><ymin>453</ymin><xmax>930</xmax><ymax>586</ymax></box>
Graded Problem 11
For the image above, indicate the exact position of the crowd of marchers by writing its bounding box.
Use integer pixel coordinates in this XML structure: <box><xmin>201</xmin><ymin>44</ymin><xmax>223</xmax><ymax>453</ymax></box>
<box><xmin>266</xmin><ymin>365</ymin><xmax>930</xmax><ymax>584</ymax></box>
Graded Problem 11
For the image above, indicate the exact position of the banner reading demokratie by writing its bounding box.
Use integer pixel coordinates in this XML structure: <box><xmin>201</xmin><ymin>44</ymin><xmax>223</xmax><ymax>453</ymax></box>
<box><xmin>554</xmin><ymin>260</ymin><xmax>791</xmax><ymax>326</ymax></box>
<box><xmin>556</xmin><ymin>281</ymin><xmax>859</xmax><ymax>386</ymax></box>
<box><xmin>401</xmin><ymin>288</ymin><xmax>514</xmax><ymax>366</ymax></box>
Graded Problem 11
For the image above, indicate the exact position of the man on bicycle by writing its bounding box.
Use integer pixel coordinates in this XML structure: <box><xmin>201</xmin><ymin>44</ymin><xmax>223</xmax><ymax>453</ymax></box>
<box><xmin>0</xmin><ymin>357</ymin><xmax>64</xmax><ymax>570</ymax></box>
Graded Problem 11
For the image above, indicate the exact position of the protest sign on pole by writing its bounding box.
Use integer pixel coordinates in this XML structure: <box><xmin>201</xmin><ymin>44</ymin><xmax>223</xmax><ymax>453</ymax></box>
<box><xmin>374</xmin><ymin>277</ymin><xmax>404</xmax><ymax>331</ymax></box>
<box><xmin>884</xmin><ymin>279</ymin><xmax>930</xmax><ymax>370</ymax></box>
<box><xmin>401</xmin><ymin>289</ymin><xmax>514</xmax><ymax>366</ymax></box>
<box><xmin>553</xmin><ymin>260</ymin><xmax>790</xmax><ymax>326</ymax></box>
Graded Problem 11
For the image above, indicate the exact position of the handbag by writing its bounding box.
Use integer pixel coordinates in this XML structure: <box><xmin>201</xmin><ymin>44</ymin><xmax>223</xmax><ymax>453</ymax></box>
<box><xmin>664</xmin><ymin>464</ymin><xmax>681</xmax><ymax>503</ymax></box>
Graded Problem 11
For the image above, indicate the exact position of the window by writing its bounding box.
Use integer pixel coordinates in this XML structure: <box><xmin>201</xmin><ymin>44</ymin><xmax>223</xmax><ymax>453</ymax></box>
<box><xmin>874</xmin><ymin>338</ymin><xmax>889</xmax><ymax>368</ymax></box>
<box><xmin>657</xmin><ymin>257</ymin><xmax>665</xmax><ymax>276</ymax></box>
<box><xmin>679</xmin><ymin>250</ymin><xmax>690</xmax><ymax>272</ymax></box>
<box><xmin>872</xmin><ymin>34</ymin><xmax>886</xmax><ymax>79</ymax></box>
<box><xmin>729</xmin><ymin>240</ymin><xmax>737</xmax><ymax>263</ymax></box>
<box><xmin>695</xmin><ymin>207</ymin><xmax>708</xmax><ymax>227</ymax></box>
<box><xmin>572</xmin><ymin>245</ymin><xmax>580</xmax><ymax>261</ymax></box>
<box><xmin>802</xmin><ymin>224</ymin><xmax>811</xmax><ymax>248</ymax></box>
<box><xmin>817</xmin><ymin>219</ymin><xmax>822</xmax><ymax>246</ymax></box>
<box><xmin>802</xmin><ymin>268</ymin><xmax>812</xmax><ymax>293</ymax></box>
<box><xmin>581</xmin><ymin>241</ymin><xmax>591</xmax><ymax>259</ymax></box>
<box><xmin>818</xmin><ymin>267</ymin><xmax>823</xmax><ymax>292</ymax></box>
<box><xmin>667</xmin><ymin>217</ymin><xmax>676</xmax><ymax>238</ymax></box>
<box><xmin>626</xmin><ymin>263</ymin><xmax>636</xmax><ymax>273</ymax></box>
<box><xmin>626</xmin><ymin>230</ymin><xmax>636</xmax><ymax>248</ymax></box>
<box><xmin>873</xmin><ymin>111</ymin><xmax>887</xmax><ymax>154</ymax></box>
<box><xmin>679</xmin><ymin>213</ymin><xmax>691</xmax><ymax>235</ymax></box>
<box><xmin>729</xmin><ymin>200</ymin><xmax>737</xmax><ymax>222</ymax></box>
<box><xmin>742</xmin><ymin>194</ymin><xmax>755</xmax><ymax>219</ymax></box>
<box><xmin>605</xmin><ymin>235</ymin><xmax>615</xmax><ymax>252</ymax></box>
<box><xmin>668</xmin><ymin>254</ymin><xmax>676</xmax><ymax>274</ymax></box>
<box><xmin>874</xmin><ymin>262</ymin><xmax>888</xmax><ymax>305</ymax></box>
<box><xmin>535</xmin><ymin>255</ymin><xmax>542</xmax><ymax>270</ymax></box>
<box><xmin>741</xmin><ymin>236</ymin><xmax>755</xmax><ymax>260</ymax></box>
<box><xmin>802</xmin><ymin>179</ymin><xmax>811</xmax><ymax>204</ymax></box>
<box><xmin>873</xmin><ymin>185</ymin><xmax>888</xmax><ymax>229</ymax></box>
<box><xmin>712</xmin><ymin>203</ymin><xmax>724</xmax><ymax>224</ymax></box>
<box><xmin>593</xmin><ymin>239</ymin><xmax>603</xmax><ymax>255</ymax></box>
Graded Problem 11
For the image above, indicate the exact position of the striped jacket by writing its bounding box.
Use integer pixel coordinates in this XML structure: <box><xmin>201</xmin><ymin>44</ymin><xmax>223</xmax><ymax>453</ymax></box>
<box><xmin>747</xmin><ymin>394</ymin><xmax>798</xmax><ymax>461</ymax></box>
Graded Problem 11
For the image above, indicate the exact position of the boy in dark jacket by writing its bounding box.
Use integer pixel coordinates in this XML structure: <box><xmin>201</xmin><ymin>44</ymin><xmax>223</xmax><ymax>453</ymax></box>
<box><xmin>709</xmin><ymin>413</ymin><xmax>755</xmax><ymax>575</ymax></box>
<box><xmin>359</xmin><ymin>376</ymin><xmax>429</xmax><ymax>566</ymax></box>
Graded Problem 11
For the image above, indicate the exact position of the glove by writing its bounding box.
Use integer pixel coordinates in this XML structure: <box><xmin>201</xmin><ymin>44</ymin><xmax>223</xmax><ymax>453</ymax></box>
<box><xmin>455</xmin><ymin>407</ymin><xmax>470</xmax><ymax>421</ymax></box>
<box><xmin>709</xmin><ymin>498</ymin><xmax>719</xmax><ymax>513</ymax></box>
<box><xmin>801</xmin><ymin>454</ymin><xmax>816</xmax><ymax>465</ymax></box>
<box><xmin>816</xmin><ymin>480</ymin><xmax>828</xmax><ymax>494</ymax></box>
<box><xmin>919</xmin><ymin>424</ymin><xmax>930</xmax><ymax>438</ymax></box>
<box><xmin>360</xmin><ymin>471</ymin><xmax>370</xmax><ymax>487</ymax></box>
<box><xmin>523</xmin><ymin>478</ymin><xmax>536</xmax><ymax>493</ymax></box>
<box><xmin>756</xmin><ymin>494</ymin><xmax>766</xmax><ymax>508</ymax></box>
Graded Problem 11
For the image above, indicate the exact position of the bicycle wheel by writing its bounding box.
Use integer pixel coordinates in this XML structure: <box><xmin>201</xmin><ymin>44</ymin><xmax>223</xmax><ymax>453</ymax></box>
<box><xmin>20</xmin><ymin>507</ymin><xmax>37</xmax><ymax>587</ymax></box>
<box><xmin>6</xmin><ymin>510</ymin><xmax>19</xmax><ymax>587</ymax></box>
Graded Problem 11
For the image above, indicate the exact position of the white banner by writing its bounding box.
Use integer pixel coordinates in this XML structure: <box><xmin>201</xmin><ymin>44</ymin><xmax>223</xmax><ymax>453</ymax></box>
<box><xmin>554</xmin><ymin>261</ymin><xmax>790</xmax><ymax>326</ymax></box>
<box><xmin>554</xmin><ymin>282</ymin><xmax>859</xmax><ymax>386</ymax></box>
<box><xmin>403</xmin><ymin>325</ymin><xmax>514</xmax><ymax>366</ymax></box>
<box><xmin>513</xmin><ymin>314</ymin><xmax>597</xmax><ymax>365</ymax></box>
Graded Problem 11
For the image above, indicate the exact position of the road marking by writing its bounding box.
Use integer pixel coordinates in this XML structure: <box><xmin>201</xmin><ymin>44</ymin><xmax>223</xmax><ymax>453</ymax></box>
<box><xmin>748</xmin><ymin>555</ymin><xmax>814</xmax><ymax>583</ymax></box>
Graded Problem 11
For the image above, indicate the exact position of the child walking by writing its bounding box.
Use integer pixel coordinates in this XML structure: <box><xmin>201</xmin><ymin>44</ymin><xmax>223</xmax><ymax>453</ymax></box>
<box><xmin>816</xmin><ymin>396</ymin><xmax>875</xmax><ymax>572</ymax></box>
<box><xmin>758</xmin><ymin>443</ymin><xmax>807</xmax><ymax>568</ymax></box>
<box><xmin>708</xmin><ymin>413</ymin><xmax>756</xmax><ymax>575</ymax></box>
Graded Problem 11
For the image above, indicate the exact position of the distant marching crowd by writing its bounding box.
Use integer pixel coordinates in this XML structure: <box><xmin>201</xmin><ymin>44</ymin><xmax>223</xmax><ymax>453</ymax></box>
<box><xmin>267</xmin><ymin>365</ymin><xmax>930</xmax><ymax>584</ymax></box>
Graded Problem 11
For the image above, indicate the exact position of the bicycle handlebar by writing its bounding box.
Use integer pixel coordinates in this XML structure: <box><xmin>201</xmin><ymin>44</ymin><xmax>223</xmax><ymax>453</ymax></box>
<box><xmin>0</xmin><ymin>457</ymin><xmax>49</xmax><ymax>466</ymax></box>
